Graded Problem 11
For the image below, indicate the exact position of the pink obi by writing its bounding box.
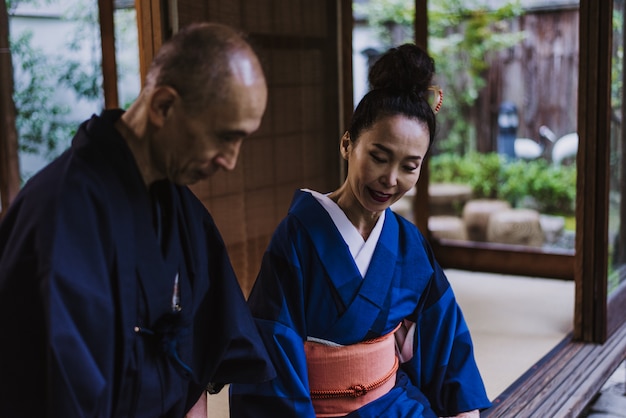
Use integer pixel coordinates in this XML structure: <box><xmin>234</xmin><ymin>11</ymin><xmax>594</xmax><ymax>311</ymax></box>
<box><xmin>304</xmin><ymin>324</ymin><xmax>401</xmax><ymax>417</ymax></box>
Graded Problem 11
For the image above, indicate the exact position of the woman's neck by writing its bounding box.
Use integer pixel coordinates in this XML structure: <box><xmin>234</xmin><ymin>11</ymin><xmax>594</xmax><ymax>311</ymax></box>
<box><xmin>328</xmin><ymin>186</ymin><xmax>381</xmax><ymax>240</ymax></box>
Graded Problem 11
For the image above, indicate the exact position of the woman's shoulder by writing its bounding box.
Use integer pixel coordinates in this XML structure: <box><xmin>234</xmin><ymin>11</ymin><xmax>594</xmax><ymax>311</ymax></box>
<box><xmin>388</xmin><ymin>210</ymin><xmax>427</xmax><ymax>242</ymax></box>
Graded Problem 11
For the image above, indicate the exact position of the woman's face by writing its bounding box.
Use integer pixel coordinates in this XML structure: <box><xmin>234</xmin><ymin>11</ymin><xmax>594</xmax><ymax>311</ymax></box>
<box><xmin>342</xmin><ymin>114</ymin><xmax>430</xmax><ymax>214</ymax></box>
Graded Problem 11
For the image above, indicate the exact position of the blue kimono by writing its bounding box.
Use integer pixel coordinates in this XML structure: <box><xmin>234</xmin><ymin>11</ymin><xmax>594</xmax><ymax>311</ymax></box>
<box><xmin>0</xmin><ymin>110</ymin><xmax>274</xmax><ymax>418</ymax></box>
<box><xmin>230</xmin><ymin>190</ymin><xmax>491</xmax><ymax>417</ymax></box>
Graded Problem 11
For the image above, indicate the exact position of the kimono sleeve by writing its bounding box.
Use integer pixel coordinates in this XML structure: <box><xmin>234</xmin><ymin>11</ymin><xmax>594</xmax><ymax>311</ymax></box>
<box><xmin>403</xmin><ymin>245</ymin><xmax>492</xmax><ymax>416</ymax></box>
<box><xmin>0</xmin><ymin>174</ymin><xmax>119</xmax><ymax>418</ymax></box>
<box><xmin>229</xmin><ymin>218</ymin><xmax>316</xmax><ymax>418</ymax></box>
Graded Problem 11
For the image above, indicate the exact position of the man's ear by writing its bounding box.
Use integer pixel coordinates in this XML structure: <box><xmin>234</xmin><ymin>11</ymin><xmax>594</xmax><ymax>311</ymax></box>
<box><xmin>340</xmin><ymin>131</ymin><xmax>351</xmax><ymax>159</ymax></box>
<box><xmin>148</xmin><ymin>86</ymin><xmax>178</xmax><ymax>128</ymax></box>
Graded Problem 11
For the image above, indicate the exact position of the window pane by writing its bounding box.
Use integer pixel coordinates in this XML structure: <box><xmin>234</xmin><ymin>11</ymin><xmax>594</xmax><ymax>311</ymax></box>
<box><xmin>426</xmin><ymin>2</ymin><xmax>578</xmax><ymax>256</ymax></box>
<box><xmin>114</xmin><ymin>4</ymin><xmax>140</xmax><ymax>108</ymax></box>
<box><xmin>10</xmin><ymin>0</ymin><xmax>104</xmax><ymax>181</ymax></box>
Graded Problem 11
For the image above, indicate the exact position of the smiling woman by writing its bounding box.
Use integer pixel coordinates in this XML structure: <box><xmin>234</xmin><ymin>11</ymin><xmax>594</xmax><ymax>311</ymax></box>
<box><xmin>229</xmin><ymin>43</ymin><xmax>490</xmax><ymax>418</ymax></box>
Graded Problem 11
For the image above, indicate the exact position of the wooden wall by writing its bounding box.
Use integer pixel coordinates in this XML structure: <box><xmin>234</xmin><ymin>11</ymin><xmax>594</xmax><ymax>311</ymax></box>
<box><xmin>168</xmin><ymin>0</ymin><xmax>349</xmax><ymax>295</ymax></box>
<box><xmin>475</xmin><ymin>7</ymin><xmax>580</xmax><ymax>152</ymax></box>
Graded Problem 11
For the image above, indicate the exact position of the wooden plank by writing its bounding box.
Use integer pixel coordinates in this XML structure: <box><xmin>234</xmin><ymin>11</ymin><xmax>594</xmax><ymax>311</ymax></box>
<box><xmin>484</xmin><ymin>337</ymin><xmax>587</xmax><ymax>416</ymax></box>
<box><xmin>553</xmin><ymin>324</ymin><xmax>626</xmax><ymax>415</ymax></box>
<box><xmin>483</xmin><ymin>319</ymin><xmax>626</xmax><ymax>417</ymax></box>
<box><xmin>507</xmin><ymin>345</ymin><xmax>596</xmax><ymax>415</ymax></box>
<box><xmin>432</xmin><ymin>239</ymin><xmax>575</xmax><ymax>280</ymax></box>
<box><xmin>134</xmin><ymin>0</ymin><xmax>163</xmax><ymax>85</ymax></box>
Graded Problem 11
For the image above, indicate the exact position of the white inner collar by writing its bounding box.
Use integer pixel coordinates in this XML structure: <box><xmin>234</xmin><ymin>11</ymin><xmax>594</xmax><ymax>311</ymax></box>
<box><xmin>303</xmin><ymin>189</ymin><xmax>385</xmax><ymax>278</ymax></box>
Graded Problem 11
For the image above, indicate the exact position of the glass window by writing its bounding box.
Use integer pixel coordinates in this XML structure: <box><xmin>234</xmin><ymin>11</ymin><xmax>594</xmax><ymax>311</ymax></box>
<box><xmin>609</xmin><ymin>0</ymin><xmax>626</xmax><ymax>297</ymax></box>
<box><xmin>426</xmin><ymin>2</ymin><xmax>578</xmax><ymax>257</ymax></box>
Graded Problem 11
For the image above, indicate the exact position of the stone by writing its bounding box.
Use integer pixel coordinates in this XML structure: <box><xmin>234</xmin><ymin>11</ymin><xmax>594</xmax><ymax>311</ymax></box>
<box><xmin>428</xmin><ymin>216</ymin><xmax>467</xmax><ymax>241</ymax></box>
<box><xmin>539</xmin><ymin>214</ymin><xmax>566</xmax><ymax>245</ymax></box>
<box><xmin>462</xmin><ymin>199</ymin><xmax>511</xmax><ymax>242</ymax></box>
<box><xmin>486</xmin><ymin>208</ymin><xmax>544</xmax><ymax>247</ymax></box>
<box><xmin>429</xmin><ymin>183</ymin><xmax>473</xmax><ymax>216</ymax></box>
<box><xmin>584</xmin><ymin>392</ymin><xmax>626</xmax><ymax>417</ymax></box>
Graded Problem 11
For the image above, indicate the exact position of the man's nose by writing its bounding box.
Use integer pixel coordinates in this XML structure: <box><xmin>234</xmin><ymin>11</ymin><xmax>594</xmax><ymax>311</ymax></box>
<box><xmin>215</xmin><ymin>140</ymin><xmax>243</xmax><ymax>171</ymax></box>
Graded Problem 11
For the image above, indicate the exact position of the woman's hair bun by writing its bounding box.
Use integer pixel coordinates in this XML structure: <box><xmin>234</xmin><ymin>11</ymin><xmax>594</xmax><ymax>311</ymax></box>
<box><xmin>368</xmin><ymin>43</ymin><xmax>435</xmax><ymax>94</ymax></box>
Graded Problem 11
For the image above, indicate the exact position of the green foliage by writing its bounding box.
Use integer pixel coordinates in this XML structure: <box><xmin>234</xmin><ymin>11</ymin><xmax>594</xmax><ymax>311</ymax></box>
<box><xmin>58</xmin><ymin>0</ymin><xmax>103</xmax><ymax>101</ymax></box>
<box><xmin>429</xmin><ymin>152</ymin><xmax>502</xmax><ymax>198</ymax></box>
<box><xmin>11</xmin><ymin>30</ymin><xmax>76</xmax><ymax>157</ymax></box>
<box><xmin>522</xmin><ymin>160</ymin><xmax>577</xmax><ymax>214</ymax></box>
<box><xmin>8</xmin><ymin>0</ymin><xmax>105</xmax><ymax>169</ymax></box>
<box><xmin>354</xmin><ymin>0</ymin><xmax>415</xmax><ymax>46</ymax></box>
<box><xmin>429</xmin><ymin>152</ymin><xmax>577</xmax><ymax>216</ymax></box>
<box><xmin>612</xmin><ymin>6</ymin><xmax>623</xmax><ymax>112</ymax></box>
<box><xmin>355</xmin><ymin>0</ymin><xmax>525</xmax><ymax>154</ymax></box>
<box><xmin>429</xmin><ymin>1</ymin><xmax>525</xmax><ymax>154</ymax></box>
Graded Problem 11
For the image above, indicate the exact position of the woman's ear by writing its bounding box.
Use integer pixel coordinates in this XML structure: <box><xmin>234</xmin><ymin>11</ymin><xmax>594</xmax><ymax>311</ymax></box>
<box><xmin>340</xmin><ymin>132</ymin><xmax>351</xmax><ymax>159</ymax></box>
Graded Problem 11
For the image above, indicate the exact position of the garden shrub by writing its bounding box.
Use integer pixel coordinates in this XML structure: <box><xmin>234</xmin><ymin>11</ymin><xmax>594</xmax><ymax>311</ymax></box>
<box><xmin>429</xmin><ymin>152</ymin><xmax>576</xmax><ymax>216</ymax></box>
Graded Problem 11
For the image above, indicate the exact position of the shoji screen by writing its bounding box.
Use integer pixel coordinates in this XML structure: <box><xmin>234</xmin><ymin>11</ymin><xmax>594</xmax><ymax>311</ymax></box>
<box><xmin>177</xmin><ymin>0</ymin><xmax>346</xmax><ymax>295</ymax></box>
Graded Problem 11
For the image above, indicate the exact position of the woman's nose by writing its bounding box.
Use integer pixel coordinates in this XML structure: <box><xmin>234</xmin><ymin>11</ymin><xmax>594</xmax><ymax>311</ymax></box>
<box><xmin>380</xmin><ymin>167</ymin><xmax>398</xmax><ymax>187</ymax></box>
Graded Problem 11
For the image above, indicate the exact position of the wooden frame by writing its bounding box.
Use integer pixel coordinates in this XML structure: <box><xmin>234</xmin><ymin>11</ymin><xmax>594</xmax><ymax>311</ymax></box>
<box><xmin>0</xmin><ymin>0</ymin><xmax>20</xmax><ymax>217</ymax></box>
<box><xmin>416</xmin><ymin>0</ymin><xmax>624</xmax><ymax>340</ymax></box>
<box><xmin>413</xmin><ymin>4</ymin><xmax>578</xmax><ymax>282</ymax></box>
<box><xmin>134</xmin><ymin>0</ymin><xmax>164</xmax><ymax>84</ymax></box>
<box><xmin>415</xmin><ymin>0</ymin><xmax>626</xmax><ymax>414</ymax></box>
<box><xmin>98</xmin><ymin>0</ymin><xmax>119</xmax><ymax>109</ymax></box>
<box><xmin>431</xmin><ymin>239</ymin><xmax>574</xmax><ymax>280</ymax></box>
<box><xmin>575</xmin><ymin>0</ymin><xmax>613</xmax><ymax>343</ymax></box>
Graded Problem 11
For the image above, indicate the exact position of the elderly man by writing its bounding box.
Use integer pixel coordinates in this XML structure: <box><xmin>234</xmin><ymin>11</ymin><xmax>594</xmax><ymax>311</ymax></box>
<box><xmin>0</xmin><ymin>22</ymin><xmax>274</xmax><ymax>417</ymax></box>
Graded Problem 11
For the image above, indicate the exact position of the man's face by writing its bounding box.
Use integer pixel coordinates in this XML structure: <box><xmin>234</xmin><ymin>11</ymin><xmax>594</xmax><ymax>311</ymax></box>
<box><xmin>151</xmin><ymin>57</ymin><xmax>268</xmax><ymax>185</ymax></box>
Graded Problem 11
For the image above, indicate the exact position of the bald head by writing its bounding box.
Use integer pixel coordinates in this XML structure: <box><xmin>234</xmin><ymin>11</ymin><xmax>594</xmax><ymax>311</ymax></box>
<box><xmin>145</xmin><ymin>22</ymin><xmax>266</xmax><ymax>115</ymax></box>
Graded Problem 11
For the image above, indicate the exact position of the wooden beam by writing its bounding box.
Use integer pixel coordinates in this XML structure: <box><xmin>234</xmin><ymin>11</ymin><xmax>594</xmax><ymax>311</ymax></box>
<box><xmin>339</xmin><ymin>0</ymin><xmax>353</xmax><ymax>184</ymax></box>
<box><xmin>432</xmin><ymin>239</ymin><xmax>575</xmax><ymax>280</ymax></box>
<box><xmin>413</xmin><ymin>0</ymin><xmax>430</xmax><ymax>234</ymax></box>
<box><xmin>0</xmin><ymin>0</ymin><xmax>21</xmax><ymax>217</ymax></box>
<box><xmin>98</xmin><ymin>0</ymin><xmax>119</xmax><ymax>109</ymax></box>
<box><xmin>135</xmin><ymin>0</ymin><xmax>165</xmax><ymax>85</ymax></box>
<box><xmin>575</xmin><ymin>0</ymin><xmax>612</xmax><ymax>343</ymax></box>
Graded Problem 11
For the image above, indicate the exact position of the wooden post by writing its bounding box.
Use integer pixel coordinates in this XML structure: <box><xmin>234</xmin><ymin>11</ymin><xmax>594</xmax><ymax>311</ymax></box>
<box><xmin>134</xmin><ymin>0</ymin><xmax>165</xmax><ymax>86</ymax></box>
<box><xmin>0</xmin><ymin>0</ymin><xmax>21</xmax><ymax>217</ymax></box>
<box><xmin>413</xmin><ymin>0</ymin><xmax>430</xmax><ymax>235</ymax></box>
<box><xmin>98</xmin><ymin>0</ymin><xmax>119</xmax><ymax>109</ymax></box>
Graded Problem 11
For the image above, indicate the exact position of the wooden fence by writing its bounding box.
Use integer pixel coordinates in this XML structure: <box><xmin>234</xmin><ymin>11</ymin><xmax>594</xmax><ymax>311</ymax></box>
<box><xmin>474</xmin><ymin>6</ymin><xmax>580</xmax><ymax>152</ymax></box>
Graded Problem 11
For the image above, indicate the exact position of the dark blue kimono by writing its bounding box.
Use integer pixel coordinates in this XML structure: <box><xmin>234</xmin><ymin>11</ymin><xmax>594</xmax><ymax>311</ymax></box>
<box><xmin>230</xmin><ymin>190</ymin><xmax>491</xmax><ymax>417</ymax></box>
<box><xmin>0</xmin><ymin>110</ymin><xmax>274</xmax><ymax>418</ymax></box>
